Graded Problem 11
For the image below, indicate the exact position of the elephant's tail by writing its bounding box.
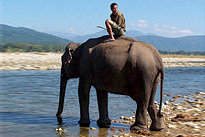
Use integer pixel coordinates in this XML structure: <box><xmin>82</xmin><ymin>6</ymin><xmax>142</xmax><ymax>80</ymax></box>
<box><xmin>158</xmin><ymin>68</ymin><xmax>165</xmax><ymax>117</ymax></box>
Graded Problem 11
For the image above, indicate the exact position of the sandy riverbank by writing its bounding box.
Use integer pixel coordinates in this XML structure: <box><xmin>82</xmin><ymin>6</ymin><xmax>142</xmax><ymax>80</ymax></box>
<box><xmin>109</xmin><ymin>92</ymin><xmax>205</xmax><ymax>137</ymax></box>
<box><xmin>0</xmin><ymin>52</ymin><xmax>205</xmax><ymax>70</ymax></box>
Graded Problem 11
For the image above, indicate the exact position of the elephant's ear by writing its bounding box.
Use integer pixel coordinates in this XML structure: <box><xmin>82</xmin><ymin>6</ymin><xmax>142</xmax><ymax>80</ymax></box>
<box><xmin>72</xmin><ymin>44</ymin><xmax>84</xmax><ymax>58</ymax></box>
<box><xmin>65</xmin><ymin>47</ymin><xmax>73</xmax><ymax>64</ymax></box>
<box><xmin>64</xmin><ymin>44</ymin><xmax>83</xmax><ymax>65</ymax></box>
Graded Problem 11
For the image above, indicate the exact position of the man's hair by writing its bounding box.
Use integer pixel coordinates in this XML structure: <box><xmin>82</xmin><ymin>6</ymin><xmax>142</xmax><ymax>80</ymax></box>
<box><xmin>110</xmin><ymin>3</ymin><xmax>118</xmax><ymax>10</ymax></box>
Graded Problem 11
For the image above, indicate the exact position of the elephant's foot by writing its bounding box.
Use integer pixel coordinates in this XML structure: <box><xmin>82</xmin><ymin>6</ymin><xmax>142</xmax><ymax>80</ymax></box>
<box><xmin>78</xmin><ymin>119</ymin><xmax>90</xmax><ymax>127</ymax></box>
<box><xmin>57</xmin><ymin>116</ymin><xmax>63</xmax><ymax>125</ymax></box>
<box><xmin>97</xmin><ymin>118</ymin><xmax>111</xmax><ymax>128</ymax></box>
<box><xmin>130</xmin><ymin>124</ymin><xmax>147</xmax><ymax>131</ymax></box>
<box><xmin>150</xmin><ymin>116</ymin><xmax>164</xmax><ymax>131</ymax></box>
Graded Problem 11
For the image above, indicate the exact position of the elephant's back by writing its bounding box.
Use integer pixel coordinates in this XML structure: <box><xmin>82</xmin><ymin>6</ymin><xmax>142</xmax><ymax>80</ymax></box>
<box><xmin>91</xmin><ymin>39</ymin><xmax>132</xmax><ymax>71</ymax></box>
<box><xmin>90</xmin><ymin>40</ymin><xmax>132</xmax><ymax>94</ymax></box>
<box><xmin>90</xmin><ymin>39</ymin><xmax>160</xmax><ymax>72</ymax></box>
<box><xmin>88</xmin><ymin>39</ymin><xmax>162</xmax><ymax>94</ymax></box>
<box><xmin>129</xmin><ymin>41</ymin><xmax>162</xmax><ymax>66</ymax></box>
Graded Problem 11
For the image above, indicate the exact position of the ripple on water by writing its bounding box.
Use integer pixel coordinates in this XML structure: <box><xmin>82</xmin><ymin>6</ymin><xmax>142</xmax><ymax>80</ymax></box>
<box><xmin>0</xmin><ymin>67</ymin><xmax>204</xmax><ymax>136</ymax></box>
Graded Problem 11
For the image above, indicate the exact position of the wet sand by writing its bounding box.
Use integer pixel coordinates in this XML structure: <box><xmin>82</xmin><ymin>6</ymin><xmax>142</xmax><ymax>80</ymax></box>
<box><xmin>0</xmin><ymin>52</ymin><xmax>205</xmax><ymax>70</ymax></box>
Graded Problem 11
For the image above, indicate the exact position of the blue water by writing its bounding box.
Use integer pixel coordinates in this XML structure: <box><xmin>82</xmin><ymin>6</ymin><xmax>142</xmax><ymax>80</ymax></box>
<box><xmin>0</xmin><ymin>67</ymin><xmax>204</xmax><ymax>137</ymax></box>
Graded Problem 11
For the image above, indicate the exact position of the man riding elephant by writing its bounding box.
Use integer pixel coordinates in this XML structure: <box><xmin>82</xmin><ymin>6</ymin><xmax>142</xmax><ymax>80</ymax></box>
<box><xmin>104</xmin><ymin>3</ymin><xmax>126</xmax><ymax>42</ymax></box>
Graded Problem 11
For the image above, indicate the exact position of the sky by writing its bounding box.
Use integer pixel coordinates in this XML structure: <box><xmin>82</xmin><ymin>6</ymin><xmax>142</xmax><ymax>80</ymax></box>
<box><xmin>1</xmin><ymin>0</ymin><xmax>205</xmax><ymax>37</ymax></box>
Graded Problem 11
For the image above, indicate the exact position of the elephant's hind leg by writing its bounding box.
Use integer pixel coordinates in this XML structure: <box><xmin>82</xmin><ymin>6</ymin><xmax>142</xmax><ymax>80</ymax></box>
<box><xmin>148</xmin><ymin>75</ymin><xmax>164</xmax><ymax>131</ymax></box>
<box><xmin>130</xmin><ymin>98</ymin><xmax>149</xmax><ymax>131</ymax></box>
<box><xmin>129</xmin><ymin>79</ymin><xmax>152</xmax><ymax>131</ymax></box>
<box><xmin>96</xmin><ymin>89</ymin><xmax>111</xmax><ymax>127</ymax></box>
<box><xmin>148</xmin><ymin>103</ymin><xmax>164</xmax><ymax>131</ymax></box>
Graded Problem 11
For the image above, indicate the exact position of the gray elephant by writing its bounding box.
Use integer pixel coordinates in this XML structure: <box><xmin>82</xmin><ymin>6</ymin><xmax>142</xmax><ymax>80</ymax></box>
<box><xmin>56</xmin><ymin>36</ymin><xmax>165</xmax><ymax>131</ymax></box>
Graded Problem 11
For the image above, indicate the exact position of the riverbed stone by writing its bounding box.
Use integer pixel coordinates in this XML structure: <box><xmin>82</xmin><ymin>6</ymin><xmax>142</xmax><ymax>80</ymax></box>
<box><xmin>119</xmin><ymin>128</ymin><xmax>126</xmax><ymax>132</ymax></box>
<box><xmin>120</xmin><ymin>116</ymin><xmax>124</xmax><ymax>119</ymax></box>
<box><xmin>164</xmin><ymin>101</ymin><xmax>169</xmax><ymax>105</ymax></box>
<box><xmin>197</xmin><ymin>92</ymin><xmax>205</xmax><ymax>95</ymax></box>
<box><xmin>168</xmin><ymin>124</ymin><xmax>177</xmax><ymax>128</ymax></box>
<box><xmin>173</xmin><ymin>95</ymin><xmax>182</xmax><ymax>98</ymax></box>
<box><xmin>167</xmin><ymin>94</ymin><xmax>173</xmax><ymax>97</ymax></box>
<box><xmin>110</xmin><ymin>127</ymin><xmax>117</xmax><ymax>131</ymax></box>
<box><xmin>90</xmin><ymin>127</ymin><xmax>96</xmax><ymax>130</ymax></box>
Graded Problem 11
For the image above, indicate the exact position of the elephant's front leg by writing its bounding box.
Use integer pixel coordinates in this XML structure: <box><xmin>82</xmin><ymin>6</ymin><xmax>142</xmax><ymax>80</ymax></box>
<box><xmin>96</xmin><ymin>89</ymin><xmax>111</xmax><ymax>127</ymax></box>
<box><xmin>78</xmin><ymin>77</ymin><xmax>91</xmax><ymax>127</ymax></box>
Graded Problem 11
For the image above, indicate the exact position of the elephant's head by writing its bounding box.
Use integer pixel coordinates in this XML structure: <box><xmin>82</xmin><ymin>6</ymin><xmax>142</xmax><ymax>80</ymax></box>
<box><xmin>56</xmin><ymin>43</ymin><xmax>81</xmax><ymax>117</ymax></box>
<box><xmin>61</xmin><ymin>43</ymin><xmax>82</xmax><ymax>78</ymax></box>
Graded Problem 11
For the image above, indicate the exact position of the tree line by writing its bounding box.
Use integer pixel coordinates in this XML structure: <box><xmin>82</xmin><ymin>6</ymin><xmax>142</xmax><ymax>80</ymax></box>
<box><xmin>0</xmin><ymin>43</ymin><xmax>205</xmax><ymax>55</ymax></box>
<box><xmin>0</xmin><ymin>43</ymin><xmax>65</xmax><ymax>52</ymax></box>
<box><xmin>158</xmin><ymin>50</ymin><xmax>205</xmax><ymax>55</ymax></box>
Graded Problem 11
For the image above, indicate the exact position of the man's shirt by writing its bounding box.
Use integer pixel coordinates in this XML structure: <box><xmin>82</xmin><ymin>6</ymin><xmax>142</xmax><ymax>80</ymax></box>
<box><xmin>110</xmin><ymin>11</ymin><xmax>126</xmax><ymax>31</ymax></box>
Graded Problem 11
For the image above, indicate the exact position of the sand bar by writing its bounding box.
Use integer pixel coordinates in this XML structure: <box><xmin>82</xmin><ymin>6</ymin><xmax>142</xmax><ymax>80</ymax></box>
<box><xmin>0</xmin><ymin>52</ymin><xmax>204</xmax><ymax>70</ymax></box>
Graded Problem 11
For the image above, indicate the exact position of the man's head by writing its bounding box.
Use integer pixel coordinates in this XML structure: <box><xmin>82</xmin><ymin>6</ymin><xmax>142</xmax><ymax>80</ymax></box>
<box><xmin>110</xmin><ymin>3</ymin><xmax>118</xmax><ymax>15</ymax></box>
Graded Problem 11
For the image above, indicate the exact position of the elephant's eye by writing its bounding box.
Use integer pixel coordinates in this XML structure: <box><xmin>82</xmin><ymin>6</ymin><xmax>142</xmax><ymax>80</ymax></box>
<box><xmin>70</xmin><ymin>49</ymin><xmax>74</xmax><ymax>53</ymax></box>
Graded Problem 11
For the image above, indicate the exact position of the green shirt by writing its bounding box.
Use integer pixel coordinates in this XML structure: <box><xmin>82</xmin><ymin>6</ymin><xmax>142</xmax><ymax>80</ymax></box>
<box><xmin>110</xmin><ymin>11</ymin><xmax>126</xmax><ymax>30</ymax></box>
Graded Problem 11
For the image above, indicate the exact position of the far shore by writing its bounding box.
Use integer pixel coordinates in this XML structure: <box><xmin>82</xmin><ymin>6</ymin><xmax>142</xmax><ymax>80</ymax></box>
<box><xmin>0</xmin><ymin>52</ymin><xmax>205</xmax><ymax>70</ymax></box>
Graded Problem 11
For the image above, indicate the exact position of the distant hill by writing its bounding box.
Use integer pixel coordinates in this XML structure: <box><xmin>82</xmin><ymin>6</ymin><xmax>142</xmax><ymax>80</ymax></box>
<box><xmin>69</xmin><ymin>30</ymin><xmax>205</xmax><ymax>52</ymax></box>
<box><xmin>126</xmin><ymin>30</ymin><xmax>156</xmax><ymax>37</ymax></box>
<box><xmin>0</xmin><ymin>24</ymin><xmax>72</xmax><ymax>46</ymax></box>
<box><xmin>46</xmin><ymin>31</ymin><xmax>80</xmax><ymax>39</ymax></box>
<box><xmin>69</xmin><ymin>30</ymin><xmax>155</xmax><ymax>43</ymax></box>
<box><xmin>69</xmin><ymin>30</ymin><xmax>108</xmax><ymax>43</ymax></box>
<box><xmin>136</xmin><ymin>35</ymin><xmax>205</xmax><ymax>52</ymax></box>
<box><xmin>1</xmin><ymin>24</ymin><xmax>204</xmax><ymax>52</ymax></box>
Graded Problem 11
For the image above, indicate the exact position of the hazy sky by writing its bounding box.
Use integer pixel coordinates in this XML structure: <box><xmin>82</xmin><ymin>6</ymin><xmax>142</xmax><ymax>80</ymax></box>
<box><xmin>1</xmin><ymin>0</ymin><xmax>205</xmax><ymax>37</ymax></box>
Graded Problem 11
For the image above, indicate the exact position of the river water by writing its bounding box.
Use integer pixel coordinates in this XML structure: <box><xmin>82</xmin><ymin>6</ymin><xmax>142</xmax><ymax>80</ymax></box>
<box><xmin>0</xmin><ymin>67</ymin><xmax>204</xmax><ymax>137</ymax></box>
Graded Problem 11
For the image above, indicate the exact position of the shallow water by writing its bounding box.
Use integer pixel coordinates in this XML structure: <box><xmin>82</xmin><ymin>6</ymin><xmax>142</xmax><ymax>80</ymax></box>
<box><xmin>0</xmin><ymin>67</ymin><xmax>204</xmax><ymax>137</ymax></box>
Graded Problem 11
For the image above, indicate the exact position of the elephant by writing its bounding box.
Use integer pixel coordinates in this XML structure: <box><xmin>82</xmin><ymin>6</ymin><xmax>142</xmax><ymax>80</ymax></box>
<box><xmin>56</xmin><ymin>35</ymin><xmax>165</xmax><ymax>131</ymax></box>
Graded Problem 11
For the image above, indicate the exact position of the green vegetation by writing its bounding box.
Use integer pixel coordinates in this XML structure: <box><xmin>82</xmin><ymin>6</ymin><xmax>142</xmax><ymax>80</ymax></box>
<box><xmin>0</xmin><ymin>43</ymin><xmax>205</xmax><ymax>56</ymax></box>
<box><xmin>159</xmin><ymin>50</ymin><xmax>205</xmax><ymax>55</ymax></box>
<box><xmin>0</xmin><ymin>43</ymin><xmax>66</xmax><ymax>52</ymax></box>
<box><xmin>0</xmin><ymin>24</ymin><xmax>72</xmax><ymax>46</ymax></box>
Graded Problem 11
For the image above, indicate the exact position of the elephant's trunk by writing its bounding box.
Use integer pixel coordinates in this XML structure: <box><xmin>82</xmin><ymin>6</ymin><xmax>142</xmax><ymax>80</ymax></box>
<box><xmin>56</xmin><ymin>73</ymin><xmax>68</xmax><ymax>117</ymax></box>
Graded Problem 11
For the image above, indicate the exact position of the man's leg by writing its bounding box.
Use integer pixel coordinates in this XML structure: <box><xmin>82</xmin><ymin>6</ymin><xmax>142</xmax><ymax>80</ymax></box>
<box><xmin>105</xmin><ymin>19</ymin><xmax>115</xmax><ymax>40</ymax></box>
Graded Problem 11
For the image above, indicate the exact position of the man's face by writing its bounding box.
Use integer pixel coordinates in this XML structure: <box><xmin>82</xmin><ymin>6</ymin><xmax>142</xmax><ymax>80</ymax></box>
<box><xmin>111</xmin><ymin>5</ymin><xmax>118</xmax><ymax>15</ymax></box>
